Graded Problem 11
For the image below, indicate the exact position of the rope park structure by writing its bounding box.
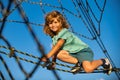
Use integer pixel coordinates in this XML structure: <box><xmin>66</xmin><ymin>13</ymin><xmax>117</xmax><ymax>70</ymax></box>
<box><xmin>0</xmin><ymin>0</ymin><xmax>120</xmax><ymax>80</ymax></box>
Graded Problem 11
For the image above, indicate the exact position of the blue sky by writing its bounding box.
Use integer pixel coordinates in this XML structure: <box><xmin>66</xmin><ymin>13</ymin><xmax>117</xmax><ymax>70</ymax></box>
<box><xmin>0</xmin><ymin>0</ymin><xmax>120</xmax><ymax>80</ymax></box>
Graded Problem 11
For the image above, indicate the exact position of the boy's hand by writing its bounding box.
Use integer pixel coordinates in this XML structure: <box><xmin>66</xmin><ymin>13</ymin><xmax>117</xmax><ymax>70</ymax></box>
<box><xmin>40</xmin><ymin>57</ymin><xmax>48</xmax><ymax>62</ymax></box>
<box><xmin>47</xmin><ymin>62</ymin><xmax>56</xmax><ymax>70</ymax></box>
<box><xmin>51</xmin><ymin>62</ymin><xmax>56</xmax><ymax>69</ymax></box>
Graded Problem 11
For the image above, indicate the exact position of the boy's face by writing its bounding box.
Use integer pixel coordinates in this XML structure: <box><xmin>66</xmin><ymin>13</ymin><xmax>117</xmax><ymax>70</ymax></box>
<box><xmin>48</xmin><ymin>18</ymin><xmax>62</xmax><ymax>33</ymax></box>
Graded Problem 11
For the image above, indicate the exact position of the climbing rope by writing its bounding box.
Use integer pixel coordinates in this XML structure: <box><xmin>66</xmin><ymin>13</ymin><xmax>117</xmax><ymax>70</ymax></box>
<box><xmin>0</xmin><ymin>45</ymin><xmax>120</xmax><ymax>74</ymax></box>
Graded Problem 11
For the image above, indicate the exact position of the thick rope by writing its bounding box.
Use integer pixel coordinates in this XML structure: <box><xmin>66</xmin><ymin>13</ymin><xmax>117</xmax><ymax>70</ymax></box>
<box><xmin>1</xmin><ymin>45</ymin><xmax>120</xmax><ymax>74</ymax></box>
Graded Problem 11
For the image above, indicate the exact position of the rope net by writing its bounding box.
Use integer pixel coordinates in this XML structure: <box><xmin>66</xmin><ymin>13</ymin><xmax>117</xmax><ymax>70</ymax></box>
<box><xmin>0</xmin><ymin>0</ymin><xmax>120</xmax><ymax>80</ymax></box>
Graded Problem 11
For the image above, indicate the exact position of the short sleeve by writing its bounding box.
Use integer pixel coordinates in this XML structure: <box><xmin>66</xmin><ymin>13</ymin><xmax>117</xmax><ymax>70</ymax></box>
<box><xmin>52</xmin><ymin>28</ymin><xmax>72</xmax><ymax>45</ymax></box>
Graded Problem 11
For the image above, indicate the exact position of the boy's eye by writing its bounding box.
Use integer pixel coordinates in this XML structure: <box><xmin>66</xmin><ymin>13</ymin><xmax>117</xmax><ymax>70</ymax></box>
<box><xmin>49</xmin><ymin>22</ymin><xmax>52</xmax><ymax>24</ymax></box>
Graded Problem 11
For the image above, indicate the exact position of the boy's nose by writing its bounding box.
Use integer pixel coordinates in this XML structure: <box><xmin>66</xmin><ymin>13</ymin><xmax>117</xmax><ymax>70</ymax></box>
<box><xmin>52</xmin><ymin>23</ymin><xmax>56</xmax><ymax>26</ymax></box>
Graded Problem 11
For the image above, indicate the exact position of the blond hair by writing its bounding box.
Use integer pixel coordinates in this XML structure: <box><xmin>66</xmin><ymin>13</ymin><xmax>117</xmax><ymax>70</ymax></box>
<box><xmin>44</xmin><ymin>11</ymin><xmax>69</xmax><ymax>37</ymax></box>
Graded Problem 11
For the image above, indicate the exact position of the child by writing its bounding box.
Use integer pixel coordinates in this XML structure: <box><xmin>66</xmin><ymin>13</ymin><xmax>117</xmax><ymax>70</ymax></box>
<box><xmin>41</xmin><ymin>10</ymin><xmax>112</xmax><ymax>74</ymax></box>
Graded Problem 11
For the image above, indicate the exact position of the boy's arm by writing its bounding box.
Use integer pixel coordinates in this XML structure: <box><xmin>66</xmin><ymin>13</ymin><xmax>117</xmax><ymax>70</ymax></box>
<box><xmin>41</xmin><ymin>38</ymin><xmax>65</xmax><ymax>62</ymax></box>
<box><xmin>46</xmin><ymin>38</ymin><xmax>65</xmax><ymax>58</ymax></box>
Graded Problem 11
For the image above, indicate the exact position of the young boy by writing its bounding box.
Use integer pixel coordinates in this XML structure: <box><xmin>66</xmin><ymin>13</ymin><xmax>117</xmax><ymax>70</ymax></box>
<box><xmin>41</xmin><ymin>10</ymin><xmax>112</xmax><ymax>74</ymax></box>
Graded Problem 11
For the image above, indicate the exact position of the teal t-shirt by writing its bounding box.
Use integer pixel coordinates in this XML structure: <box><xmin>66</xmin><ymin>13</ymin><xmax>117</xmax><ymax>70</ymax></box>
<box><xmin>52</xmin><ymin>28</ymin><xmax>89</xmax><ymax>53</ymax></box>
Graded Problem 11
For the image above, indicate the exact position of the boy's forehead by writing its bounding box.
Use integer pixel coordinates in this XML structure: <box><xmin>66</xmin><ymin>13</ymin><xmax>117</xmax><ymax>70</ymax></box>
<box><xmin>49</xmin><ymin>18</ymin><xmax>60</xmax><ymax>22</ymax></box>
